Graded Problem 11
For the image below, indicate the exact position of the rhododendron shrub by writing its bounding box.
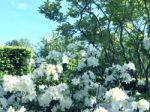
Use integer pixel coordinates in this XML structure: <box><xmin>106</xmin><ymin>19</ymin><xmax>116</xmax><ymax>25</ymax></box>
<box><xmin>0</xmin><ymin>40</ymin><xmax>150</xmax><ymax>112</ymax></box>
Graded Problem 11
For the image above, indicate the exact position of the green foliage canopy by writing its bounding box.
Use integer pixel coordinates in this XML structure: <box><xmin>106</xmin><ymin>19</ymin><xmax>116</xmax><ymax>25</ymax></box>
<box><xmin>39</xmin><ymin>0</ymin><xmax>150</xmax><ymax>84</ymax></box>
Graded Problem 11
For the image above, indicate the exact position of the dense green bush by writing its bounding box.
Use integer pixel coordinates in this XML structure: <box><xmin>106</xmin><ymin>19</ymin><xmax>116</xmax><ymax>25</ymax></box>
<box><xmin>0</xmin><ymin>46</ymin><xmax>33</xmax><ymax>75</ymax></box>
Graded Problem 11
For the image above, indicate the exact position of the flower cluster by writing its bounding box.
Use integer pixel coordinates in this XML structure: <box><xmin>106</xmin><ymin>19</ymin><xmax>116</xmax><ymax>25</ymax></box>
<box><xmin>0</xmin><ymin>41</ymin><xmax>149</xmax><ymax>112</ymax></box>
<box><xmin>38</xmin><ymin>83</ymin><xmax>72</xmax><ymax>111</ymax></box>
<box><xmin>33</xmin><ymin>62</ymin><xmax>63</xmax><ymax>80</ymax></box>
<box><xmin>72</xmin><ymin>71</ymin><xmax>98</xmax><ymax>107</ymax></box>
<box><xmin>104</xmin><ymin>87</ymin><xmax>150</xmax><ymax>112</ymax></box>
<box><xmin>77</xmin><ymin>44</ymin><xmax>101</xmax><ymax>70</ymax></box>
<box><xmin>7</xmin><ymin>106</ymin><xmax>26</xmax><ymax>112</ymax></box>
<box><xmin>104</xmin><ymin>62</ymin><xmax>135</xmax><ymax>87</ymax></box>
<box><xmin>46</xmin><ymin>50</ymin><xmax>62</xmax><ymax>61</ymax></box>
<box><xmin>3</xmin><ymin>75</ymin><xmax>36</xmax><ymax>101</ymax></box>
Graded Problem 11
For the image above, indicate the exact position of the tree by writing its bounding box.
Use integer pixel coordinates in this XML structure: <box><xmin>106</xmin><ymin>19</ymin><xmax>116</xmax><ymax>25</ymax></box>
<box><xmin>37</xmin><ymin>33</ymin><xmax>74</xmax><ymax>58</ymax></box>
<box><xmin>39</xmin><ymin>0</ymin><xmax>150</xmax><ymax>85</ymax></box>
<box><xmin>5</xmin><ymin>40</ymin><xmax>21</xmax><ymax>46</ymax></box>
<box><xmin>6</xmin><ymin>38</ymin><xmax>33</xmax><ymax>49</ymax></box>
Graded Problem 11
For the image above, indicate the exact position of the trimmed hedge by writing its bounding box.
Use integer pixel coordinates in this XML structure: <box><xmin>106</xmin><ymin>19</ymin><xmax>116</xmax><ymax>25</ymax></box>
<box><xmin>0</xmin><ymin>46</ymin><xmax>33</xmax><ymax>75</ymax></box>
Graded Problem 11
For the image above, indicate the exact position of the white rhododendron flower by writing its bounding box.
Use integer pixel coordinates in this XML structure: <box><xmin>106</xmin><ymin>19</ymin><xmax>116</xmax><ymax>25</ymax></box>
<box><xmin>88</xmin><ymin>71</ymin><xmax>96</xmax><ymax>80</ymax></box>
<box><xmin>39</xmin><ymin>85</ymin><xmax>46</xmax><ymax>90</ymax></box>
<box><xmin>132</xmin><ymin>101</ymin><xmax>138</xmax><ymax>110</ymax></box>
<box><xmin>105</xmin><ymin>75</ymin><xmax>115</xmax><ymax>83</ymax></box>
<box><xmin>80</xmin><ymin>50</ymin><xmax>86</xmax><ymax>57</ymax></box>
<box><xmin>53</xmin><ymin>73</ymin><xmax>59</xmax><ymax>80</ymax></box>
<box><xmin>38</xmin><ymin>83</ymin><xmax>70</xmax><ymax>107</ymax></box>
<box><xmin>106</xmin><ymin>87</ymin><xmax>129</xmax><ymax>102</ymax></box>
<box><xmin>104</xmin><ymin>63</ymin><xmax>133</xmax><ymax>85</ymax></box>
<box><xmin>46</xmin><ymin>64</ymin><xmax>63</xmax><ymax>80</ymax></box>
<box><xmin>71</xmin><ymin>78</ymin><xmax>80</xmax><ymax>85</ymax></box>
<box><xmin>59</xmin><ymin>96</ymin><xmax>72</xmax><ymax>111</ymax></box>
<box><xmin>123</xmin><ymin>62</ymin><xmax>136</xmax><ymax>70</ymax></box>
<box><xmin>77</xmin><ymin>61</ymin><xmax>86</xmax><ymax>70</ymax></box>
<box><xmin>46</xmin><ymin>64</ymin><xmax>57</xmax><ymax>75</ymax></box>
<box><xmin>94</xmin><ymin>107</ymin><xmax>108</xmax><ymax>112</ymax></box>
<box><xmin>84</xmin><ymin>96</ymin><xmax>96</xmax><ymax>107</ymax></box>
<box><xmin>73</xmin><ymin>89</ymin><xmax>88</xmax><ymax>100</ymax></box>
<box><xmin>3</xmin><ymin>75</ymin><xmax>36</xmax><ymax>101</ymax></box>
<box><xmin>87</xmin><ymin>56</ymin><xmax>99</xmax><ymax>67</ymax></box>
<box><xmin>7</xmin><ymin>106</ymin><xmax>26</xmax><ymax>112</ymax></box>
<box><xmin>56</xmin><ymin>64</ymin><xmax>63</xmax><ymax>73</ymax></box>
<box><xmin>51</xmin><ymin>106</ymin><xmax>58</xmax><ymax>112</ymax></box>
<box><xmin>7</xmin><ymin>106</ymin><xmax>15</xmax><ymax>112</ymax></box>
<box><xmin>17</xmin><ymin>106</ymin><xmax>26</xmax><ymax>112</ymax></box>
<box><xmin>62</xmin><ymin>54</ymin><xmax>69</xmax><ymax>64</ymax></box>
<box><xmin>131</xmin><ymin>99</ymin><xmax>150</xmax><ymax>111</ymax></box>
<box><xmin>38</xmin><ymin>92</ymin><xmax>52</xmax><ymax>107</ymax></box>
<box><xmin>86</xmin><ymin>44</ymin><xmax>100</xmax><ymax>57</ymax></box>
<box><xmin>3</xmin><ymin>75</ymin><xmax>19</xmax><ymax>92</ymax></box>
<box><xmin>46</xmin><ymin>50</ymin><xmax>62</xmax><ymax>61</ymax></box>
<box><xmin>137</xmin><ymin>99</ymin><xmax>149</xmax><ymax>110</ymax></box>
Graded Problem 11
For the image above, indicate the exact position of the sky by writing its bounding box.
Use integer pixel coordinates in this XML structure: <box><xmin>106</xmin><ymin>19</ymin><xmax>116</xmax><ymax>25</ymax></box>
<box><xmin>0</xmin><ymin>0</ymin><xmax>58</xmax><ymax>45</ymax></box>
